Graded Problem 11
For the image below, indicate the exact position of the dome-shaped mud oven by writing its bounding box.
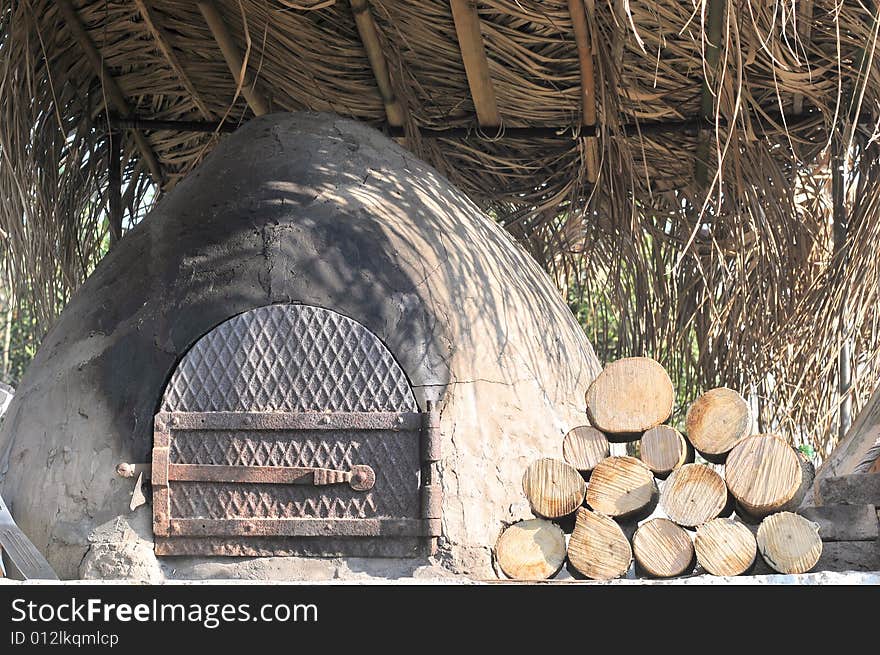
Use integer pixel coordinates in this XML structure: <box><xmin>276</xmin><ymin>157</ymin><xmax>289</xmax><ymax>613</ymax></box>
<box><xmin>0</xmin><ymin>113</ymin><xmax>600</xmax><ymax>580</ymax></box>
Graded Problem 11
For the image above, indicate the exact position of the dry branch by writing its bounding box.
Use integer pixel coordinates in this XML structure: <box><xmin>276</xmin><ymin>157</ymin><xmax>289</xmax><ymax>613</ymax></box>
<box><xmin>1</xmin><ymin>0</ymin><xmax>880</xmax><ymax>464</ymax></box>
<box><xmin>197</xmin><ymin>1</ymin><xmax>270</xmax><ymax>116</ymax></box>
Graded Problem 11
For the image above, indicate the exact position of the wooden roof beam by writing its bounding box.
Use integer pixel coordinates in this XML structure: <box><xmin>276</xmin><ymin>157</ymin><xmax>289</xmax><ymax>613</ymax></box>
<box><xmin>567</xmin><ymin>0</ymin><xmax>598</xmax><ymax>182</ymax></box>
<box><xmin>695</xmin><ymin>0</ymin><xmax>725</xmax><ymax>188</ymax></box>
<box><xmin>450</xmin><ymin>0</ymin><xmax>501</xmax><ymax>128</ymax></box>
<box><xmin>196</xmin><ymin>1</ymin><xmax>270</xmax><ymax>116</ymax></box>
<box><xmin>349</xmin><ymin>0</ymin><xmax>404</xmax><ymax>127</ymax></box>
<box><xmin>793</xmin><ymin>0</ymin><xmax>814</xmax><ymax>115</ymax></box>
<box><xmin>135</xmin><ymin>0</ymin><xmax>212</xmax><ymax>120</ymax></box>
<box><xmin>57</xmin><ymin>0</ymin><xmax>164</xmax><ymax>186</ymax></box>
<box><xmin>568</xmin><ymin>0</ymin><xmax>596</xmax><ymax>127</ymax></box>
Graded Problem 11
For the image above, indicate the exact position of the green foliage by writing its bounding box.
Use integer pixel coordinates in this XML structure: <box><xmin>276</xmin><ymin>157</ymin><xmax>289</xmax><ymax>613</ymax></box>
<box><xmin>798</xmin><ymin>444</ymin><xmax>816</xmax><ymax>459</ymax></box>
<box><xmin>0</xmin><ymin>297</ymin><xmax>39</xmax><ymax>386</ymax></box>
<box><xmin>0</xmin><ymin>181</ymin><xmax>118</xmax><ymax>388</ymax></box>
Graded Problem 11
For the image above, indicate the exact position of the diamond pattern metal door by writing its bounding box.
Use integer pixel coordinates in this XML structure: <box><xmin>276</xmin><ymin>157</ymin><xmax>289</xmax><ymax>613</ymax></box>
<box><xmin>152</xmin><ymin>304</ymin><xmax>441</xmax><ymax>557</ymax></box>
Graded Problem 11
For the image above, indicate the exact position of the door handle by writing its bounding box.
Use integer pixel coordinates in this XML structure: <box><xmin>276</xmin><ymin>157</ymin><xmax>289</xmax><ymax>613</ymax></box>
<box><xmin>120</xmin><ymin>461</ymin><xmax>377</xmax><ymax>491</ymax></box>
<box><xmin>165</xmin><ymin>463</ymin><xmax>377</xmax><ymax>491</ymax></box>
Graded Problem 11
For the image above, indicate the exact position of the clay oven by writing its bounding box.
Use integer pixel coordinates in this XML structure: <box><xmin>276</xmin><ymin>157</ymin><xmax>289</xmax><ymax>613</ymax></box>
<box><xmin>0</xmin><ymin>113</ymin><xmax>600</xmax><ymax>580</ymax></box>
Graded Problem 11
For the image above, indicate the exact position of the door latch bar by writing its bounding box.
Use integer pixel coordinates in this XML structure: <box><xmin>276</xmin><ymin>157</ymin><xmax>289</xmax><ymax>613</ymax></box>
<box><xmin>167</xmin><ymin>463</ymin><xmax>376</xmax><ymax>491</ymax></box>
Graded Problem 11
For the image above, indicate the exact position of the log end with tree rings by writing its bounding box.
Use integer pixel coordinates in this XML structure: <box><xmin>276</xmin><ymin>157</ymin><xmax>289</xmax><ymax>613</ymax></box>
<box><xmin>522</xmin><ymin>458</ymin><xmax>586</xmax><ymax>519</ymax></box>
<box><xmin>756</xmin><ymin>511</ymin><xmax>823</xmax><ymax>574</ymax></box>
<box><xmin>567</xmin><ymin>508</ymin><xmax>632</xmax><ymax>580</ymax></box>
<box><xmin>694</xmin><ymin>518</ymin><xmax>757</xmax><ymax>576</ymax></box>
<box><xmin>632</xmin><ymin>518</ymin><xmax>695</xmax><ymax>578</ymax></box>
<box><xmin>685</xmin><ymin>387</ymin><xmax>752</xmax><ymax>462</ymax></box>
<box><xmin>494</xmin><ymin>518</ymin><xmax>567</xmax><ymax>580</ymax></box>
<box><xmin>562</xmin><ymin>425</ymin><xmax>610</xmax><ymax>476</ymax></box>
<box><xmin>640</xmin><ymin>425</ymin><xmax>693</xmax><ymax>477</ymax></box>
<box><xmin>586</xmin><ymin>455</ymin><xmax>657</xmax><ymax>518</ymax></box>
<box><xmin>660</xmin><ymin>463</ymin><xmax>730</xmax><ymax>527</ymax></box>
<box><xmin>725</xmin><ymin>434</ymin><xmax>802</xmax><ymax>518</ymax></box>
<box><xmin>585</xmin><ymin>357</ymin><xmax>674</xmax><ymax>434</ymax></box>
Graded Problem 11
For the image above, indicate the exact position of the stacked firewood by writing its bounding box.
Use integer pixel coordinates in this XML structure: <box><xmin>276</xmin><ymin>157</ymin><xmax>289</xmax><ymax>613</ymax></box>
<box><xmin>495</xmin><ymin>357</ymin><xmax>829</xmax><ymax>581</ymax></box>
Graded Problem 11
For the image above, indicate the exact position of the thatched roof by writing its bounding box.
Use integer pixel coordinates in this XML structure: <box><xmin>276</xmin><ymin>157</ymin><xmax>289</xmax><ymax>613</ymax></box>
<box><xmin>1</xmin><ymin>0</ymin><xmax>880</xmax><ymax>457</ymax></box>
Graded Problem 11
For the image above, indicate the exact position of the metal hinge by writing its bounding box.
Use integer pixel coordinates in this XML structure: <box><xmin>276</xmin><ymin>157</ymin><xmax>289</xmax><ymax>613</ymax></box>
<box><xmin>421</xmin><ymin>400</ymin><xmax>442</xmax><ymax>537</ymax></box>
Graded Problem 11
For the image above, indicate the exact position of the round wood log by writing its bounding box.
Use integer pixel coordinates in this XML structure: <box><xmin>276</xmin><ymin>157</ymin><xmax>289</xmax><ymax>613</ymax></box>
<box><xmin>756</xmin><ymin>512</ymin><xmax>823</xmax><ymax>574</ymax></box>
<box><xmin>522</xmin><ymin>458</ymin><xmax>586</xmax><ymax>519</ymax></box>
<box><xmin>567</xmin><ymin>508</ymin><xmax>632</xmax><ymax>580</ymax></box>
<box><xmin>585</xmin><ymin>357</ymin><xmax>674</xmax><ymax>434</ymax></box>
<box><xmin>494</xmin><ymin>519</ymin><xmax>566</xmax><ymax>580</ymax></box>
<box><xmin>632</xmin><ymin>518</ymin><xmax>695</xmax><ymax>578</ymax></box>
<box><xmin>685</xmin><ymin>387</ymin><xmax>752</xmax><ymax>462</ymax></box>
<box><xmin>640</xmin><ymin>425</ymin><xmax>693</xmax><ymax>477</ymax></box>
<box><xmin>562</xmin><ymin>425</ymin><xmax>610</xmax><ymax>475</ymax></box>
<box><xmin>694</xmin><ymin>518</ymin><xmax>757</xmax><ymax>576</ymax></box>
<box><xmin>660</xmin><ymin>463</ymin><xmax>730</xmax><ymax>527</ymax></box>
<box><xmin>779</xmin><ymin>450</ymin><xmax>815</xmax><ymax>513</ymax></box>
<box><xmin>725</xmin><ymin>434</ymin><xmax>802</xmax><ymax>518</ymax></box>
<box><xmin>586</xmin><ymin>455</ymin><xmax>657</xmax><ymax>518</ymax></box>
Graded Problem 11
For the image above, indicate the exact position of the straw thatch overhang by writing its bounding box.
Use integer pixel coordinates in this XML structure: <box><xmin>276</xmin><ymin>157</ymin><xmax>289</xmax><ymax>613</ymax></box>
<box><xmin>1</xmin><ymin>0</ymin><xmax>880</xmax><ymax>456</ymax></box>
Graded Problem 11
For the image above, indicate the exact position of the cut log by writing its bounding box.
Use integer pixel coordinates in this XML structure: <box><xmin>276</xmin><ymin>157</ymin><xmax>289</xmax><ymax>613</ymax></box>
<box><xmin>685</xmin><ymin>387</ymin><xmax>752</xmax><ymax>462</ymax></box>
<box><xmin>567</xmin><ymin>508</ymin><xmax>632</xmax><ymax>580</ymax></box>
<box><xmin>640</xmin><ymin>425</ymin><xmax>693</xmax><ymax>478</ymax></box>
<box><xmin>585</xmin><ymin>357</ymin><xmax>674</xmax><ymax>434</ymax></box>
<box><xmin>814</xmin><ymin>540</ymin><xmax>880</xmax><ymax>572</ymax></box>
<box><xmin>725</xmin><ymin>434</ymin><xmax>802</xmax><ymax>518</ymax></box>
<box><xmin>779</xmin><ymin>450</ymin><xmax>815</xmax><ymax>512</ymax></box>
<box><xmin>522</xmin><ymin>458</ymin><xmax>586</xmax><ymax>519</ymax></box>
<box><xmin>494</xmin><ymin>519</ymin><xmax>566</xmax><ymax>580</ymax></box>
<box><xmin>817</xmin><ymin>472</ymin><xmax>880</xmax><ymax>506</ymax></box>
<box><xmin>586</xmin><ymin>456</ymin><xmax>657</xmax><ymax>518</ymax></box>
<box><xmin>632</xmin><ymin>518</ymin><xmax>695</xmax><ymax>578</ymax></box>
<box><xmin>797</xmin><ymin>504</ymin><xmax>879</xmax><ymax>541</ymax></box>
<box><xmin>756</xmin><ymin>511</ymin><xmax>823</xmax><ymax>574</ymax></box>
<box><xmin>660</xmin><ymin>463</ymin><xmax>730</xmax><ymax>527</ymax></box>
<box><xmin>562</xmin><ymin>425</ymin><xmax>610</xmax><ymax>475</ymax></box>
<box><xmin>694</xmin><ymin>518</ymin><xmax>757</xmax><ymax>576</ymax></box>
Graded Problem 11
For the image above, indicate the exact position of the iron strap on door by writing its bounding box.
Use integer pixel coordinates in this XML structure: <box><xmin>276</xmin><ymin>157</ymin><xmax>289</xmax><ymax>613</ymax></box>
<box><xmin>152</xmin><ymin>408</ymin><xmax>441</xmax><ymax>547</ymax></box>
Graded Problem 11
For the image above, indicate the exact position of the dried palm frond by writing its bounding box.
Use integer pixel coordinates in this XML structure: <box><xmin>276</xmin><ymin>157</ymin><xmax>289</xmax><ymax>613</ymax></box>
<box><xmin>0</xmin><ymin>0</ymin><xmax>879</xmax><ymax>459</ymax></box>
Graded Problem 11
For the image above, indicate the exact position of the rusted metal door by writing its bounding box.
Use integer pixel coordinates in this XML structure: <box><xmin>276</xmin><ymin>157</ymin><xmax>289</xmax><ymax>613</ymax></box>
<box><xmin>152</xmin><ymin>304</ymin><xmax>440</xmax><ymax>557</ymax></box>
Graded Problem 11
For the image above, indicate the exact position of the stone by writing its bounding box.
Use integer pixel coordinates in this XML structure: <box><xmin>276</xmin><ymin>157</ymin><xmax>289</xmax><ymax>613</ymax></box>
<box><xmin>79</xmin><ymin>508</ymin><xmax>163</xmax><ymax>583</ymax></box>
